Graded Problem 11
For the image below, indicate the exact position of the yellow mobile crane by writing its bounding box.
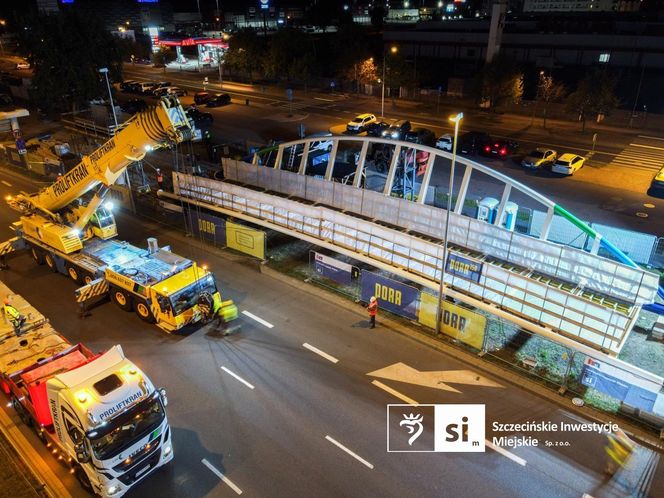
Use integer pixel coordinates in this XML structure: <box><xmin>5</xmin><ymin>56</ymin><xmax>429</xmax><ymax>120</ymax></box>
<box><xmin>2</xmin><ymin>96</ymin><xmax>222</xmax><ymax>332</ymax></box>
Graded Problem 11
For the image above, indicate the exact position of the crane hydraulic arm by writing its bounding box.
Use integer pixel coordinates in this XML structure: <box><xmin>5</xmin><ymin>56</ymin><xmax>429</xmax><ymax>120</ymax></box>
<box><xmin>9</xmin><ymin>96</ymin><xmax>192</xmax><ymax>218</ymax></box>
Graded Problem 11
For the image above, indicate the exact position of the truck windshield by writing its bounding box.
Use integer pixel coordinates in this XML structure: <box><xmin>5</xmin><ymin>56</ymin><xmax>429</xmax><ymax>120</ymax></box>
<box><xmin>169</xmin><ymin>274</ymin><xmax>217</xmax><ymax>316</ymax></box>
<box><xmin>89</xmin><ymin>396</ymin><xmax>164</xmax><ymax>461</ymax></box>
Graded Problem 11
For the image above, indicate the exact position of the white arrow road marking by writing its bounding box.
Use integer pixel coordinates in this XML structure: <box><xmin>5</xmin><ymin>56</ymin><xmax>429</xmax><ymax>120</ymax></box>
<box><xmin>1</xmin><ymin>181</ymin><xmax>12</xmax><ymax>187</ymax></box>
<box><xmin>241</xmin><ymin>310</ymin><xmax>274</xmax><ymax>328</ymax></box>
<box><xmin>325</xmin><ymin>436</ymin><xmax>374</xmax><ymax>469</ymax></box>
<box><xmin>221</xmin><ymin>366</ymin><xmax>255</xmax><ymax>390</ymax></box>
<box><xmin>201</xmin><ymin>459</ymin><xmax>243</xmax><ymax>495</ymax></box>
<box><xmin>371</xmin><ymin>380</ymin><xmax>418</xmax><ymax>406</ymax></box>
<box><xmin>367</xmin><ymin>362</ymin><xmax>504</xmax><ymax>393</ymax></box>
<box><xmin>303</xmin><ymin>343</ymin><xmax>339</xmax><ymax>363</ymax></box>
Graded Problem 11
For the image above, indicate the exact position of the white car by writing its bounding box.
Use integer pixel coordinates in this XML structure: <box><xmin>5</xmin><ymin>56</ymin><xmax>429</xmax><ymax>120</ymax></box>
<box><xmin>346</xmin><ymin>113</ymin><xmax>377</xmax><ymax>133</ymax></box>
<box><xmin>552</xmin><ymin>153</ymin><xmax>585</xmax><ymax>176</ymax></box>
<box><xmin>16</xmin><ymin>61</ymin><xmax>30</xmax><ymax>70</ymax></box>
<box><xmin>436</xmin><ymin>134</ymin><xmax>453</xmax><ymax>151</ymax></box>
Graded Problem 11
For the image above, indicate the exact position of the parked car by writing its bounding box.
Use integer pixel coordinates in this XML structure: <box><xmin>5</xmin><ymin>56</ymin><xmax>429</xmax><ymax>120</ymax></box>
<box><xmin>382</xmin><ymin>119</ymin><xmax>411</xmax><ymax>140</ymax></box>
<box><xmin>648</xmin><ymin>165</ymin><xmax>664</xmax><ymax>198</ymax></box>
<box><xmin>153</xmin><ymin>86</ymin><xmax>173</xmax><ymax>97</ymax></box>
<box><xmin>138</xmin><ymin>82</ymin><xmax>159</xmax><ymax>94</ymax></box>
<box><xmin>186</xmin><ymin>107</ymin><xmax>214</xmax><ymax>126</ymax></box>
<box><xmin>552</xmin><ymin>153</ymin><xmax>585</xmax><ymax>176</ymax></box>
<box><xmin>435</xmin><ymin>134</ymin><xmax>453</xmax><ymax>151</ymax></box>
<box><xmin>458</xmin><ymin>131</ymin><xmax>491</xmax><ymax>154</ymax></box>
<box><xmin>365</xmin><ymin>121</ymin><xmax>390</xmax><ymax>137</ymax></box>
<box><xmin>88</xmin><ymin>97</ymin><xmax>107</xmax><ymax>105</ymax></box>
<box><xmin>121</xmin><ymin>98</ymin><xmax>147</xmax><ymax>115</ymax></box>
<box><xmin>15</xmin><ymin>61</ymin><xmax>30</xmax><ymax>70</ymax></box>
<box><xmin>127</xmin><ymin>81</ymin><xmax>144</xmax><ymax>93</ymax></box>
<box><xmin>120</xmin><ymin>80</ymin><xmax>138</xmax><ymax>92</ymax></box>
<box><xmin>166</xmin><ymin>86</ymin><xmax>187</xmax><ymax>97</ymax></box>
<box><xmin>346</xmin><ymin>113</ymin><xmax>377</xmax><ymax>133</ymax></box>
<box><xmin>404</xmin><ymin>127</ymin><xmax>436</xmax><ymax>147</ymax></box>
<box><xmin>521</xmin><ymin>148</ymin><xmax>557</xmax><ymax>170</ymax></box>
<box><xmin>205</xmin><ymin>93</ymin><xmax>231</xmax><ymax>107</ymax></box>
<box><xmin>194</xmin><ymin>92</ymin><xmax>211</xmax><ymax>105</ymax></box>
<box><xmin>481</xmin><ymin>138</ymin><xmax>519</xmax><ymax>159</ymax></box>
<box><xmin>0</xmin><ymin>93</ymin><xmax>12</xmax><ymax>105</ymax></box>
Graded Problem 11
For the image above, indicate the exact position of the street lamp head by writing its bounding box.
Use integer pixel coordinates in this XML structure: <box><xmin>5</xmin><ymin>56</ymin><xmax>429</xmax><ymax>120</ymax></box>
<box><xmin>390</xmin><ymin>46</ymin><xmax>398</xmax><ymax>54</ymax></box>
<box><xmin>449</xmin><ymin>112</ymin><xmax>464</xmax><ymax>123</ymax></box>
<box><xmin>99</xmin><ymin>67</ymin><xmax>109</xmax><ymax>74</ymax></box>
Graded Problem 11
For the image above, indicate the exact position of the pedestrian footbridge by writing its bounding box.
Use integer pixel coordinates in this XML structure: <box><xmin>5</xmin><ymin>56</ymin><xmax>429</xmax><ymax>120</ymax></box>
<box><xmin>163</xmin><ymin>135</ymin><xmax>661</xmax><ymax>356</ymax></box>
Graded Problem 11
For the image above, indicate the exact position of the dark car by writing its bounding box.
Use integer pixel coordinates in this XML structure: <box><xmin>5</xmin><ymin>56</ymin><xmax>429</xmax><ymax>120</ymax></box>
<box><xmin>481</xmin><ymin>138</ymin><xmax>519</xmax><ymax>160</ymax></box>
<box><xmin>120</xmin><ymin>80</ymin><xmax>138</xmax><ymax>92</ymax></box>
<box><xmin>383</xmin><ymin>119</ymin><xmax>411</xmax><ymax>140</ymax></box>
<box><xmin>121</xmin><ymin>98</ymin><xmax>147</xmax><ymax>115</ymax></box>
<box><xmin>205</xmin><ymin>93</ymin><xmax>231</xmax><ymax>107</ymax></box>
<box><xmin>186</xmin><ymin>107</ymin><xmax>214</xmax><ymax>126</ymax></box>
<box><xmin>404</xmin><ymin>128</ymin><xmax>436</xmax><ymax>147</ymax></box>
<box><xmin>365</xmin><ymin>121</ymin><xmax>390</xmax><ymax>137</ymax></box>
<box><xmin>458</xmin><ymin>131</ymin><xmax>491</xmax><ymax>155</ymax></box>
<box><xmin>194</xmin><ymin>92</ymin><xmax>211</xmax><ymax>105</ymax></box>
<box><xmin>127</xmin><ymin>81</ymin><xmax>143</xmax><ymax>94</ymax></box>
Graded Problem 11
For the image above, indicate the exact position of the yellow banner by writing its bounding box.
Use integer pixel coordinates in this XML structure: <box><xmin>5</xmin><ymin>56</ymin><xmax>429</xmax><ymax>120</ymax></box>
<box><xmin>226</xmin><ymin>221</ymin><xmax>265</xmax><ymax>259</ymax></box>
<box><xmin>418</xmin><ymin>292</ymin><xmax>486</xmax><ymax>350</ymax></box>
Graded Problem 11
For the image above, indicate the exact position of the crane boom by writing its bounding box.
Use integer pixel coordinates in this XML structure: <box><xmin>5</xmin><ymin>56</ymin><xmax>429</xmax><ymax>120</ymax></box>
<box><xmin>12</xmin><ymin>96</ymin><xmax>192</xmax><ymax>214</ymax></box>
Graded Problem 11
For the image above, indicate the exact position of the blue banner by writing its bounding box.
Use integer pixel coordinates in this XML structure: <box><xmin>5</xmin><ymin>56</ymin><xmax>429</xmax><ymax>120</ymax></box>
<box><xmin>446</xmin><ymin>253</ymin><xmax>483</xmax><ymax>283</ymax></box>
<box><xmin>360</xmin><ymin>271</ymin><xmax>419</xmax><ymax>320</ymax></box>
<box><xmin>189</xmin><ymin>210</ymin><xmax>226</xmax><ymax>246</ymax></box>
<box><xmin>314</xmin><ymin>252</ymin><xmax>352</xmax><ymax>286</ymax></box>
<box><xmin>581</xmin><ymin>359</ymin><xmax>657</xmax><ymax>412</ymax></box>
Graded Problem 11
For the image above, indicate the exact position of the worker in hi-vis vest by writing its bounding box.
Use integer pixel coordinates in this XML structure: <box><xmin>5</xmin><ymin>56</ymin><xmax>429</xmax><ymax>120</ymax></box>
<box><xmin>3</xmin><ymin>296</ymin><xmax>26</xmax><ymax>336</ymax></box>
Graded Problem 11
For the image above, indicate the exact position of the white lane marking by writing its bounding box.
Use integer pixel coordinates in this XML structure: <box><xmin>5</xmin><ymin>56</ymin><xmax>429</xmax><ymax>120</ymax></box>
<box><xmin>325</xmin><ymin>435</ymin><xmax>374</xmax><ymax>469</ymax></box>
<box><xmin>241</xmin><ymin>310</ymin><xmax>274</xmax><ymax>328</ymax></box>
<box><xmin>1</xmin><ymin>181</ymin><xmax>12</xmax><ymax>187</ymax></box>
<box><xmin>201</xmin><ymin>459</ymin><xmax>243</xmax><ymax>495</ymax></box>
<box><xmin>630</xmin><ymin>143</ymin><xmax>664</xmax><ymax>152</ymax></box>
<box><xmin>485</xmin><ymin>440</ymin><xmax>527</xmax><ymax>466</ymax></box>
<box><xmin>314</xmin><ymin>97</ymin><xmax>335</xmax><ymax>102</ymax></box>
<box><xmin>220</xmin><ymin>366</ymin><xmax>255</xmax><ymax>390</ymax></box>
<box><xmin>371</xmin><ymin>380</ymin><xmax>418</xmax><ymax>406</ymax></box>
<box><xmin>302</xmin><ymin>342</ymin><xmax>339</xmax><ymax>364</ymax></box>
<box><xmin>638</xmin><ymin>135</ymin><xmax>664</xmax><ymax>141</ymax></box>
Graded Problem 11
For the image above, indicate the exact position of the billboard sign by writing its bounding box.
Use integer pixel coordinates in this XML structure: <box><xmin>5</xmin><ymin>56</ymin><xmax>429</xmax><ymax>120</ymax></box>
<box><xmin>360</xmin><ymin>270</ymin><xmax>419</xmax><ymax>320</ymax></box>
<box><xmin>189</xmin><ymin>209</ymin><xmax>226</xmax><ymax>245</ymax></box>
<box><xmin>446</xmin><ymin>253</ymin><xmax>483</xmax><ymax>283</ymax></box>
<box><xmin>314</xmin><ymin>252</ymin><xmax>352</xmax><ymax>286</ymax></box>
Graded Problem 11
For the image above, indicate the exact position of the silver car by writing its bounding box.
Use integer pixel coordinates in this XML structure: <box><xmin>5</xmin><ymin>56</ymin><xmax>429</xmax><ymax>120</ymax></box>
<box><xmin>521</xmin><ymin>148</ymin><xmax>557</xmax><ymax>170</ymax></box>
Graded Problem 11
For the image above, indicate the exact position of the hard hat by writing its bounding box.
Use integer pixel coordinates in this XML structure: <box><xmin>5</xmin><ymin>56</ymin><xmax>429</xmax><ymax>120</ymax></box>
<box><xmin>370</xmin><ymin>296</ymin><xmax>376</xmax><ymax>302</ymax></box>
<box><xmin>3</xmin><ymin>298</ymin><xmax>9</xmax><ymax>305</ymax></box>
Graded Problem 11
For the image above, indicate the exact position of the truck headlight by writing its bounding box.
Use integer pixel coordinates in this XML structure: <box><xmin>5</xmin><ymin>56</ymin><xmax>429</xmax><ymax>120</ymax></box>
<box><xmin>163</xmin><ymin>443</ymin><xmax>172</xmax><ymax>456</ymax></box>
<box><xmin>107</xmin><ymin>485</ymin><xmax>121</xmax><ymax>496</ymax></box>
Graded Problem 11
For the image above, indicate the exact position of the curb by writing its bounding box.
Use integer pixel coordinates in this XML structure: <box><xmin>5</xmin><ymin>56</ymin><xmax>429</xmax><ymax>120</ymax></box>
<box><xmin>0</xmin><ymin>407</ymin><xmax>72</xmax><ymax>498</ymax></box>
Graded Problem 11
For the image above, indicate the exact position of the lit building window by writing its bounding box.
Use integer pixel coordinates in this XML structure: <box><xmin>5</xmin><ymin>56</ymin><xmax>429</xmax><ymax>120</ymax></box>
<box><xmin>599</xmin><ymin>53</ymin><xmax>610</xmax><ymax>63</ymax></box>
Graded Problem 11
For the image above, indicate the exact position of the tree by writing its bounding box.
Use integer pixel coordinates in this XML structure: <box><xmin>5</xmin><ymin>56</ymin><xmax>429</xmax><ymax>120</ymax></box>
<box><xmin>565</xmin><ymin>68</ymin><xmax>620</xmax><ymax>132</ymax></box>
<box><xmin>263</xmin><ymin>29</ymin><xmax>317</xmax><ymax>86</ymax></box>
<box><xmin>331</xmin><ymin>23</ymin><xmax>374</xmax><ymax>89</ymax></box>
<box><xmin>474</xmin><ymin>54</ymin><xmax>524</xmax><ymax>111</ymax></box>
<box><xmin>151</xmin><ymin>46</ymin><xmax>176</xmax><ymax>71</ymax></box>
<box><xmin>15</xmin><ymin>10</ymin><xmax>123</xmax><ymax>113</ymax></box>
<box><xmin>223</xmin><ymin>28</ymin><xmax>265</xmax><ymax>82</ymax></box>
<box><xmin>537</xmin><ymin>74</ymin><xmax>566</xmax><ymax>128</ymax></box>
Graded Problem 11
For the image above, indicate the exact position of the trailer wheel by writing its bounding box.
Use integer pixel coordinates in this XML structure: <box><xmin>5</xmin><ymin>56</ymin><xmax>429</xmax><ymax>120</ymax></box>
<box><xmin>74</xmin><ymin>466</ymin><xmax>94</xmax><ymax>495</ymax></box>
<box><xmin>12</xmin><ymin>397</ymin><xmax>32</xmax><ymax>427</ymax></box>
<box><xmin>67</xmin><ymin>265</ymin><xmax>82</xmax><ymax>283</ymax></box>
<box><xmin>30</xmin><ymin>246</ymin><xmax>45</xmax><ymax>265</ymax></box>
<box><xmin>135</xmin><ymin>301</ymin><xmax>156</xmax><ymax>323</ymax></box>
<box><xmin>111</xmin><ymin>288</ymin><xmax>133</xmax><ymax>312</ymax></box>
<box><xmin>44</xmin><ymin>253</ymin><xmax>57</xmax><ymax>272</ymax></box>
<box><xmin>82</xmin><ymin>274</ymin><xmax>94</xmax><ymax>285</ymax></box>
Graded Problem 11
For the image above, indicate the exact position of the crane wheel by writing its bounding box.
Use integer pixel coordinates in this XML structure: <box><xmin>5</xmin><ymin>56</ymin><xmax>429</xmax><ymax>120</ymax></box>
<box><xmin>111</xmin><ymin>288</ymin><xmax>133</xmax><ymax>312</ymax></box>
<box><xmin>44</xmin><ymin>253</ymin><xmax>57</xmax><ymax>272</ymax></box>
<box><xmin>30</xmin><ymin>247</ymin><xmax>45</xmax><ymax>265</ymax></box>
<box><xmin>135</xmin><ymin>301</ymin><xmax>156</xmax><ymax>323</ymax></box>
<box><xmin>67</xmin><ymin>266</ymin><xmax>81</xmax><ymax>283</ymax></box>
<box><xmin>74</xmin><ymin>466</ymin><xmax>94</xmax><ymax>495</ymax></box>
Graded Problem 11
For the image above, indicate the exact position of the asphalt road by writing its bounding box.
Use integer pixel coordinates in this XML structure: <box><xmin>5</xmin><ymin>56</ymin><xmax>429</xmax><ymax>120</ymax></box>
<box><xmin>0</xmin><ymin>162</ymin><xmax>661</xmax><ymax>497</ymax></box>
<box><xmin>120</xmin><ymin>66</ymin><xmax>664</xmax><ymax>236</ymax></box>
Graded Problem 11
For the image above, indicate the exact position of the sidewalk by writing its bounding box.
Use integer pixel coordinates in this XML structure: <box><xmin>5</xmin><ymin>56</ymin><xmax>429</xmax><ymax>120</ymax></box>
<box><xmin>0</xmin><ymin>420</ymin><xmax>49</xmax><ymax>498</ymax></box>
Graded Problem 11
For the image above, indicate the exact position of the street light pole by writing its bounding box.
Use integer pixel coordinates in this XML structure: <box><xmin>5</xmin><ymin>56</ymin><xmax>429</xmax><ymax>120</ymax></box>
<box><xmin>99</xmin><ymin>67</ymin><xmax>135</xmax><ymax>214</ymax></box>
<box><xmin>381</xmin><ymin>45</ymin><xmax>397</xmax><ymax>119</ymax></box>
<box><xmin>435</xmin><ymin>112</ymin><xmax>463</xmax><ymax>336</ymax></box>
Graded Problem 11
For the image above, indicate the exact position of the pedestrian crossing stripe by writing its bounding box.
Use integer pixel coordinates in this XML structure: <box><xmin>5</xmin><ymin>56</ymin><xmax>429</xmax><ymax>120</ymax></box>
<box><xmin>75</xmin><ymin>278</ymin><xmax>109</xmax><ymax>303</ymax></box>
<box><xmin>607</xmin><ymin>138</ymin><xmax>664</xmax><ymax>172</ymax></box>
